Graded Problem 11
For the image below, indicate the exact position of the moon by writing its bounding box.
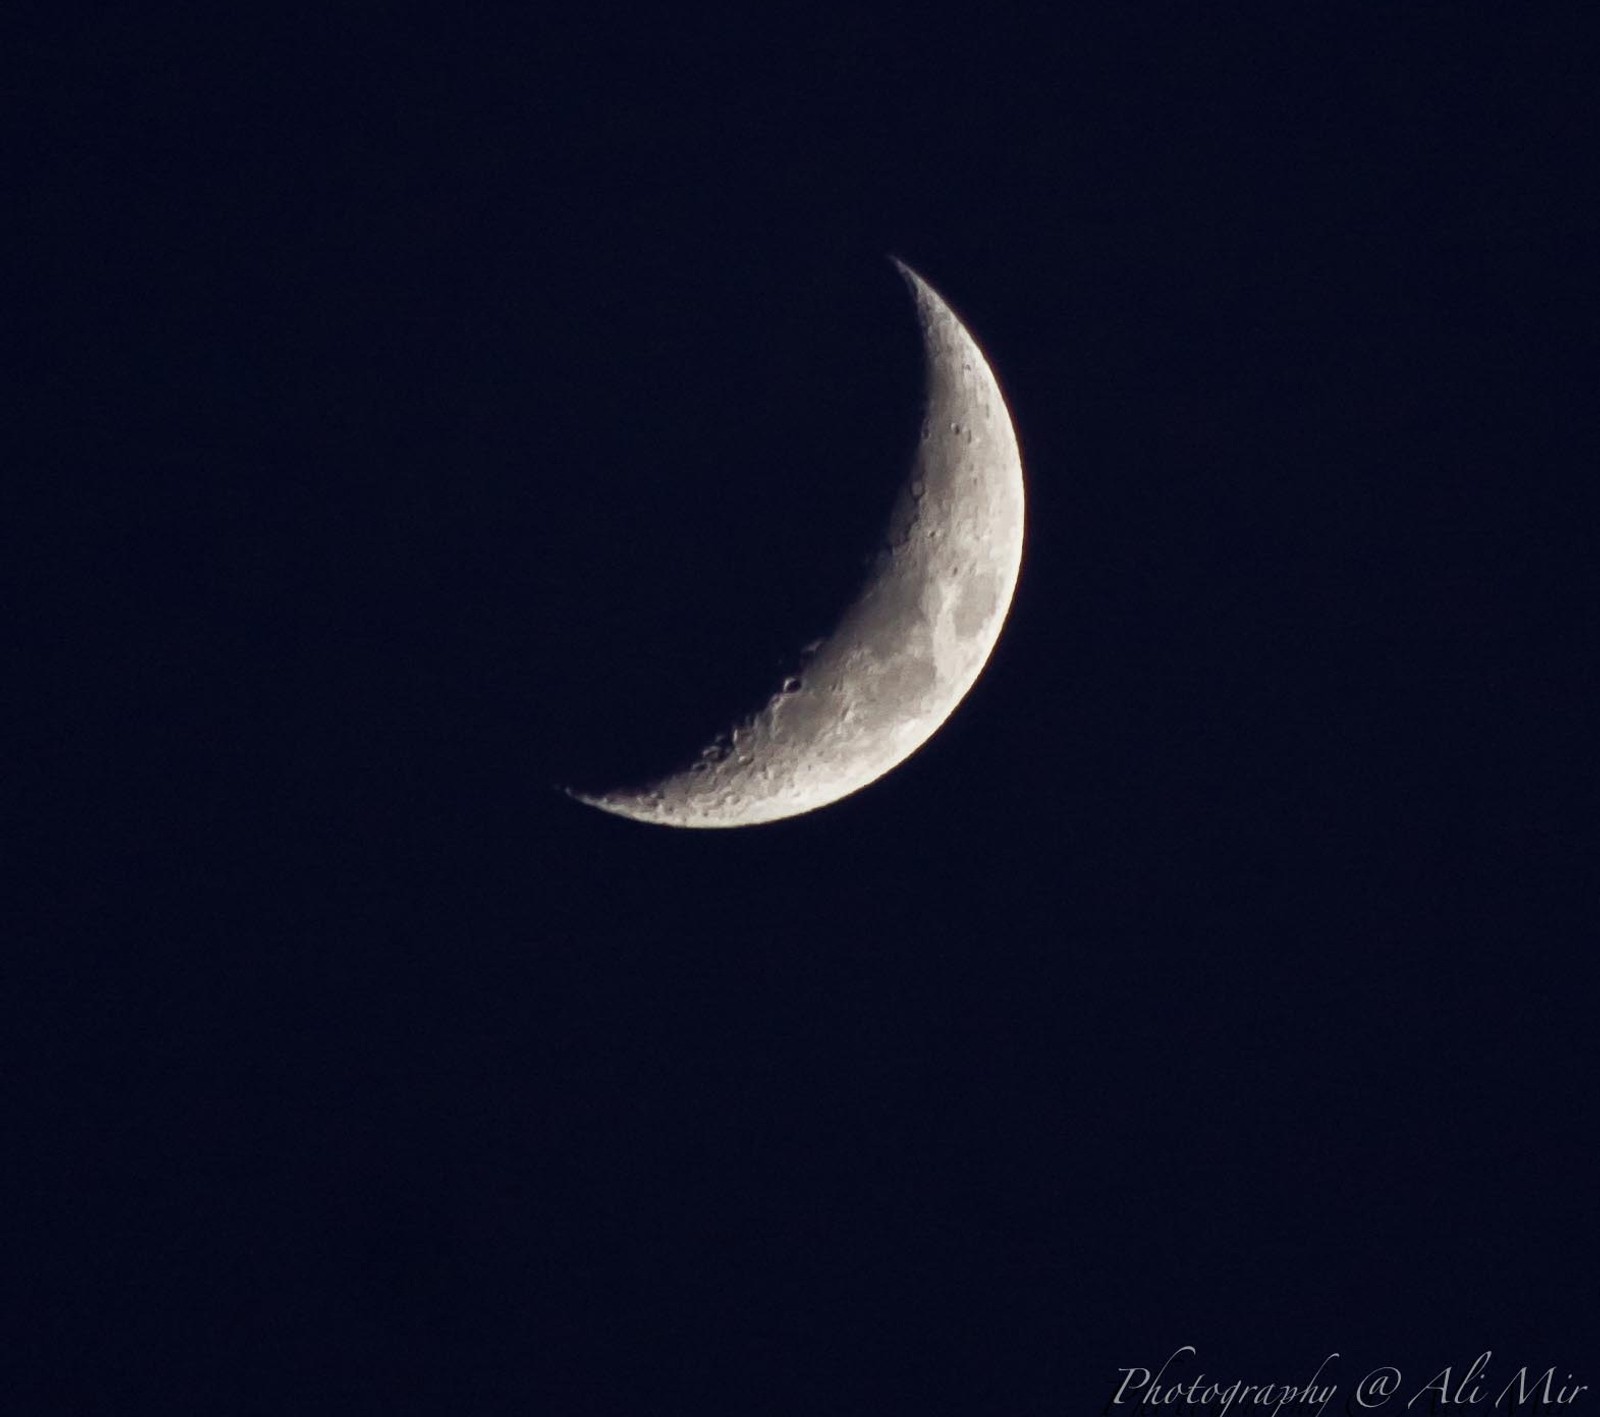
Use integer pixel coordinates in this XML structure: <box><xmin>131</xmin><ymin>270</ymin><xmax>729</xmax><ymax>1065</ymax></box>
<box><xmin>572</xmin><ymin>259</ymin><xmax>1026</xmax><ymax>828</ymax></box>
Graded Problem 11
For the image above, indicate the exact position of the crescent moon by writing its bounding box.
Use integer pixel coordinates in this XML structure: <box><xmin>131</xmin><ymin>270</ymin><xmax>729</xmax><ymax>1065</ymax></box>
<box><xmin>573</xmin><ymin>260</ymin><xmax>1026</xmax><ymax>828</ymax></box>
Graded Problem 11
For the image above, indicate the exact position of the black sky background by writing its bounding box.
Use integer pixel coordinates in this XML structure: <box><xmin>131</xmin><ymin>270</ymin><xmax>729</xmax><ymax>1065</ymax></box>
<box><xmin>10</xmin><ymin>9</ymin><xmax>1600</xmax><ymax>1414</ymax></box>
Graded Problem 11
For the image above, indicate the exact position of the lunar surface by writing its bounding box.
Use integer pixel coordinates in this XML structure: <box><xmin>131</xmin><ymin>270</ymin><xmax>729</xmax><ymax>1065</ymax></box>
<box><xmin>572</xmin><ymin>259</ymin><xmax>1026</xmax><ymax>828</ymax></box>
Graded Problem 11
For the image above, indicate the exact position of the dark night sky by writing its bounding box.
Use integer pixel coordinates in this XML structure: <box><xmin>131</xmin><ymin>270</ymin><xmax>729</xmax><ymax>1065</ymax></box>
<box><xmin>10</xmin><ymin>10</ymin><xmax>1600</xmax><ymax>1414</ymax></box>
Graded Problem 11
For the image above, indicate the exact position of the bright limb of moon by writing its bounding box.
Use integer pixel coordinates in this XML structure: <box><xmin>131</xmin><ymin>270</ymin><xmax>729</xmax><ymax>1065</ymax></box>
<box><xmin>572</xmin><ymin>259</ymin><xmax>1026</xmax><ymax>828</ymax></box>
